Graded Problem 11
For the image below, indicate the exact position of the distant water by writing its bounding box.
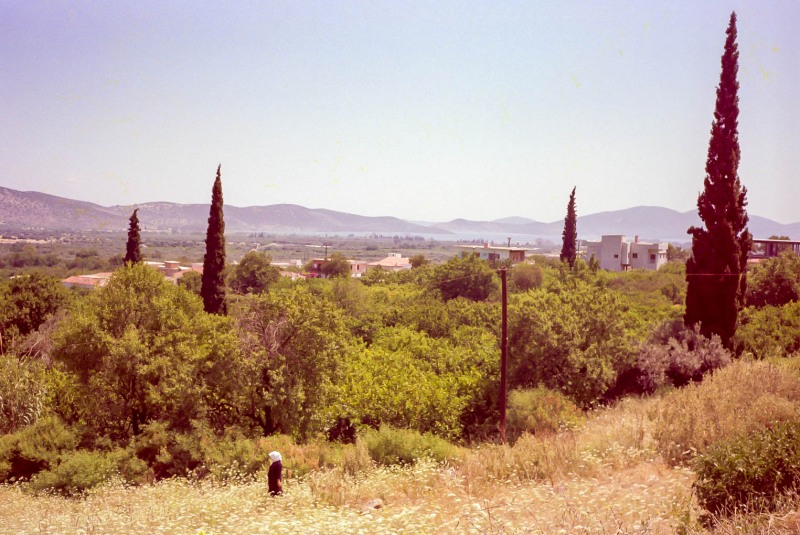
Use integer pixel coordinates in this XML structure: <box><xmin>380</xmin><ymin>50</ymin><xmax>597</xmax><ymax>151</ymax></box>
<box><xmin>250</xmin><ymin>229</ymin><xmax>560</xmax><ymax>247</ymax></box>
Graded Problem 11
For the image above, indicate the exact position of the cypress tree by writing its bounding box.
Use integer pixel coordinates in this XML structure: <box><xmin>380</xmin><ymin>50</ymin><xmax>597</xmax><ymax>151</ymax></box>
<box><xmin>560</xmin><ymin>187</ymin><xmax>577</xmax><ymax>267</ymax></box>
<box><xmin>685</xmin><ymin>12</ymin><xmax>752</xmax><ymax>348</ymax></box>
<box><xmin>124</xmin><ymin>209</ymin><xmax>142</xmax><ymax>264</ymax></box>
<box><xmin>201</xmin><ymin>165</ymin><xmax>227</xmax><ymax>315</ymax></box>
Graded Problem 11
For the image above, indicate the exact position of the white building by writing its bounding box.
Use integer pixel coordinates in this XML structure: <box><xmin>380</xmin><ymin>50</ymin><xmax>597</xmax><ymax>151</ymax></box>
<box><xmin>583</xmin><ymin>235</ymin><xmax>667</xmax><ymax>272</ymax></box>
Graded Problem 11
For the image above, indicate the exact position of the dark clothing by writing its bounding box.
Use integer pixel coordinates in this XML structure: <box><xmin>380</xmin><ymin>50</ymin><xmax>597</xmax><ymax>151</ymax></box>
<box><xmin>268</xmin><ymin>460</ymin><xmax>282</xmax><ymax>496</ymax></box>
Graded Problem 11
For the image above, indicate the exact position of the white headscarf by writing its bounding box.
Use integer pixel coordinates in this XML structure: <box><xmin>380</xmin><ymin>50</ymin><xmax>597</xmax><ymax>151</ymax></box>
<box><xmin>269</xmin><ymin>451</ymin><xmax>282</xmax><ymax>462</ymax></box>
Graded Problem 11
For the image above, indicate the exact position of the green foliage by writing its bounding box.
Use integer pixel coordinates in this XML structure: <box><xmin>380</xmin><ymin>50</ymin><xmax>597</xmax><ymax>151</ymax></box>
<box><xmin>229</xmin><ymin>250</ymin><xmax>280</xmax><ymax>294</ymax></box>
<box><xmin>693</xmin><ymin>421</ymin><xmax>800</xmax><ymax>517</ymax></box>
<box><xmin>0</xmin><ymin>416</ymin><xmax>78</xmax><ymax>482</ymax></box>
<box><xmin>177</xmin><ymin>270</ymin><xmax>202</xmax><ymax>295</ymax></box>
<box><xmin>507</xmin><ymin>387</ymin><xmax>584</xmax><ymax>443</ymax></box>
<box><xmin>231</xmin><ymin>285</ymin><xmax>355</xmax><ymax>439</ymax></box>
<box><xmin>320</xmin><ymin>252</ymin><xmax>351</xmax><ymax>279</ymax></box>
<box><xmin>560</xmin><ymin>186</ymin><xmax>577</xmax><ymax>267</ymax></box>
<box><xmin>0</xmin><ymin>272</ymin><xmax>70</xmax><ymax>350</ymax></box>
<box><xmin>124</xmin><ymin>209</ymin><xmax>142</xmax><ymax>264</ymax></box>
<box><xmin>361</xmin><ymin>425</ymin><xmax>462</xmax><ymax>466</ymax></box>
<box><xmin>201</xmin><ymin>165</ymin><xmax>227</xmax><ymax>315</ymax></box>
<box><xmin>652</xmin><ymin>359</ymin><xmax>800</xmax><ymax>466</ymax></box>
<box><xmin>510</xmin><ymin>262</ymin><xmax>543</xmax><ymax>292</ymax></box>
<box><xmin>0</xmin><ymin>355</ymin><xmax>51</xmax><ymax>434</ymax></box>
<box><xmin>509</xmin><ymin>278</ymin><xmax>635</xmax><ymax>407</ymax></box>
<box><xmin>618</xmin><ymin>323</ymin><xmax>731</xmax><ymax>396</ymax></box>
<box><xmin>29</xmin><ymin>449</ymin><xmax>115</xmax><ymax>495</ymax></box>
<box><xmin>338</xmin><ymin>326</ymin><xmax>498</xmax><ymax>439</ymax></box>
<box><xmin>409</xmin><ymin>253</ymin><xmax>429</xmax><ymax>268</ymax></box>
<box><xmin>745</xmin><ymin>251</ymin><xmax>800</xmax><ymax>308</ymax></box>
<box><xmin>432</xmin><ymin>254</ymin><xmax>498</xmax><ymax>301</ymax></box>
<box><xmin>737</xmin><ymin>301</ymin><xmax>800</xmax><ymax>357</ymax></box>
<box><xmin>685</xmin><ymin>13</ymin><xmax>752</xmax><ymax>349</ymax></box>
<box><xmin>52</xmin><ymin>263</ymin><xmax>239</xmax><ymax>439</ymax></box>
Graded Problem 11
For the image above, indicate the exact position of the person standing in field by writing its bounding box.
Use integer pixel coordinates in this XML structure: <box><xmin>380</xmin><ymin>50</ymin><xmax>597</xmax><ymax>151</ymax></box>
<box><xmin>268</xmin><ymin>451</ymin><xmax>283</xmax><ymax>496</ymax></box>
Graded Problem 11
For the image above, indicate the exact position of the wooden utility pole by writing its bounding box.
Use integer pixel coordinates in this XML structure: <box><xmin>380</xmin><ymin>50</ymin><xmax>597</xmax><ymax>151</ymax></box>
<box><xmin>499</xmin><ymin>267</ymin><xmax>508</xmax><ymax>443</ymax></box>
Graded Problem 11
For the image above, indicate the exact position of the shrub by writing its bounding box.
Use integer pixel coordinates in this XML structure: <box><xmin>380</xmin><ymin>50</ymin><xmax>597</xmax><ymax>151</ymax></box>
<box><xmin>652</xmin><ymin>359</ymin><xmax>800</xmax><ymax>465</ymax></box>
<box><xmin>0</xmin><ymin>355</ymin><xmax>49</xmax><ymax>434</ymax></box>
<box><xmin>361</xmin><ymin>426</ymin><xmax>462</xmax><ymax>466</ymax></box>
<box><xmin>693</xmin><ymin>421</ymin><xmax>800</xmax><ymax>517</ymax></box>
<box><xmin>29</xmin><ymin>450</ymin><xmax>115</xmax><ymax>495</ymax></box>
<box><xmin>634</xmin><ymin>324</ymin><xmax>731</xmax><ymax>394</ymax></box>
<box><xmin>737</xmin><ymin>301</ymin><xmax>800</xmax><ymax>357</ymax></box>
<box><xmin>507</xmin><ymin>387</ymin><xmax>583</xmax><ymax>442</ymax></box>
<box><xmin>0</xmin><ymin>417</ymin><xmax>78</xmax><ymax>482</ymax></box>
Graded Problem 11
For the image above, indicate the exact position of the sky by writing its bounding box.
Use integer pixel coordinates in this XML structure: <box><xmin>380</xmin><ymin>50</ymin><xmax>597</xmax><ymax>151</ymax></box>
<box><xmin>1</xmin><ymin>1</ymin><xmax>798</xmax><ymax>224</ymax></box>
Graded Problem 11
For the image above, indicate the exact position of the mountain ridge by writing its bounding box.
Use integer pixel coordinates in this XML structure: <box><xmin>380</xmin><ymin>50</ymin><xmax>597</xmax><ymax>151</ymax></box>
<box><xmin>1</xmin><ymin>186</ymin><xmax>798</xmax><ymax>241</ymax></box>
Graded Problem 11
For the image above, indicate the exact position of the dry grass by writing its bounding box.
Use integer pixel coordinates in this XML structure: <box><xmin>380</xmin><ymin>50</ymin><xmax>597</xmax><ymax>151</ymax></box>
<box><xmin>5</xmin><ymin>366</ymin><xmax>800</xmax><ymax>534</ymax></box>
<box><xmin>0</xmin><ymin>396</ymin><xmax>703</xmax><ymax>534</ymax></box>
<box><xmin>651</xmin><ymin>359</ymin><xmax>800</xmax><ymax>466</ymax></box>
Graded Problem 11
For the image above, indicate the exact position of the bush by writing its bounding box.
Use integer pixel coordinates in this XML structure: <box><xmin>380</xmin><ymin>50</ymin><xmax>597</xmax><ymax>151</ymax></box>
<box><xmin>507</xmin><ymin>387</ymin><xmax>583</xmax><ymax>442</ymax></box>
<box><xmin>361</xmin><ymin>426</ymin><xmax>462</xmax><ymax>466</ymax></box>
<box><xmin>621</xmin><ymin>323</ymin><xmax>731</xmax><ymax>396</ymax></box>
<box><xmin>737</xmin><ymin>301</ymin><xmax>800</xmax><ymax>358</ymax></box>
<box><xmin>652</xmin><ymin>359</ymin><xmax>800</xmax><ymax>466</ymax></box>
<box><xmin>694</xmin><ymin>421</ymin><xmax>800</xmax><ymax>517</ymax></box>
<box><xmin>29</xmin><ymin>450</ymin><xmax>115</xmax><ymax>495</ymax></box>
<box><xmin>0</xmin><ymin>417</ymin><xmax>78</xmax><ymax>482</ymax></box>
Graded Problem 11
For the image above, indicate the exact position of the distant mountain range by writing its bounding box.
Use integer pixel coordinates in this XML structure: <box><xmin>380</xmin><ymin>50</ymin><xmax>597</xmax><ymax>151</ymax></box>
<box><xmin>1</xmin><ymin>186</ymin><xmax>798</xmax><ymax>243</ymax></box>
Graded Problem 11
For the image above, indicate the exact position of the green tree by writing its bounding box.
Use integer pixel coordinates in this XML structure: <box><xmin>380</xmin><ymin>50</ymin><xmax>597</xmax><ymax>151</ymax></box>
<box><xmin>510</xmin><ymin>262</ymin><xmax>543</xmax><ymax>292</ymax></box>
<box><xmin>338</xmin><ymin>325</ymin><xmax>498</xmax><ymax>439</ymax></box>
<box><xmin>685</xmin><ymin>13</ymin><xmax>752</xmax><ymax>349</ymax></box>
<box><xmin>124</xmin><ymin>209</ymin><xmax>142</xmax><ymax>264</ymax></box>
<box><xmin>409</xmin><ymin>254</ymin><xmax>429</xmax><ymax>268</ymax></box>
<box><xmin>745</xmin><ymin>250</ymin><xmax>800</xmax><ymax>308</ymax></box>
<box><xmin>52</xmin><ymin>263</ymin><xmax>237</xmax><ymax>439</ymax></box>
<box><xmin>201</xmin><ymin>165</ymin><xmax>227</xmax><ymax>315</ymax></box>
<box><xmin>0</xmin><ymin>273</ymin><xmax>70</xmax><ymax>352</ymax></box>
<box><xmin>231</xmin><ymin>286</ymin><xmax>355</xmax><ymax>438</ymax></box>
<box><xmin>177</xmin><ymin>271</ymin><xmax>202</xmax><ymax>295</ymax></box>
<box><xmin>509</xmin><ymin>279</ymin><xmax>635</xmax><ymax>407</ymax></box>
<box><xmin>229</xmin><ymin>251</ymin><xmax>280</xmax><ymax>294</ymax></box>
<box><xmin>320</xmin><ymin>252</ymin><xmax>351</xmax><ymax>279</ymax></box>
<box><xmin>432</xmin><ymin>255</ymin><xmax>498</xmax><ymax>301</ymax></box>
<box><xmin>560</xmin><ymin>186</ymin><xmax>577</xmax><ymax>267</ymax></box>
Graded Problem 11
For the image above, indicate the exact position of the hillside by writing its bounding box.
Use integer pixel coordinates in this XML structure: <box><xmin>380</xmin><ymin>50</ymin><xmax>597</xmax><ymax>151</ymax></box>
<box><xmin>1</xmin><ymin>186</ymin><xmax>798</xmax><ymax>240</ymax></box>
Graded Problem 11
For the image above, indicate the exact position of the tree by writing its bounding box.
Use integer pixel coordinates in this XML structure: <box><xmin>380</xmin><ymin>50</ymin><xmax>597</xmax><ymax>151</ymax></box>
<box><xmin>409</xmin><ymin>254</ymin><xmax>429</xmax><ymax>268</ymax></box>
<box><xmin>231</xmin><ymin>286</ymin><xmax>355</xmax><ymax>438</ymax></box>
<box><xmin>560</xmin><ymin>187</ymin><xmax>577</xmax><ymax>267</ymax></box>
<box><xmin>319</xmin><ymin>252</ymin><xmax>351</xmax><ymax>279</ymax></box>
<box><xmin>685</xmin><ymin>13</ymin><xmax>752</xmax><ymax>349</ymax></box>
<box><xmin>229</xmin><ymin>251</ymin><xmax>280</xmax><ymax>294</ymax></box>
<box><xmin>0</xmin><ymin>273</ymin><xmax>70</xmax><ymax>352</ymax></box>
<box><xmin>124</xmin><ymin>209</ymin><xmax>142</xmax><ymax>264</ymax></box>
<box><xmin>745</xmin><ymin>250</ymin><xmax>800</xmax><ymax>308</ymax></box>
<box><xmin>432</xmin><ymin>255</ymin><xmax>498</xmax><ymax>301</ymax></box>
<box><xmin>201</xmin><ymin>165</ymin><xmax>227</xmax><ymax>315</ymax></box>
<box><xmin>52</xmin><ymin>263</ymin><xmax>238</xmax><ymax>439</ymax></box>
<box><xmin>509</xmin><ymin>279</ymin><xmax>635</xmax><ymax>407</ymax></box>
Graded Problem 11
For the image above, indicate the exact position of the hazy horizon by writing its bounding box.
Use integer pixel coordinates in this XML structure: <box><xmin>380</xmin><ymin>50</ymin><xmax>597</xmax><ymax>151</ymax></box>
<box><xmin>2</xmin><ymin>2</ymin><xmax>798</xmax><ymax>223</ymax></box>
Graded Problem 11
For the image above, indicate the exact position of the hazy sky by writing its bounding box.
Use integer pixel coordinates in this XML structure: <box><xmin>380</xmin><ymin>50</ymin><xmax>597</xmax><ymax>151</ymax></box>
<box><xmin>2</xmin><ymin>1</ymin><xmax>798</xmax><ymax>224</ymax></box>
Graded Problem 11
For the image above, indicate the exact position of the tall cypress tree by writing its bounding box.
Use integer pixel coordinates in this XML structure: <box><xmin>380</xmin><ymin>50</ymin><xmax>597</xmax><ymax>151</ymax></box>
<box><xmin>201</xmin><ymin>165</ymin><xmax>227</xmax><ymax>315</ymax></box>
<box><xmin>124</xmin><ymin>209</ymin><xmax>142</xmax><ymax>264</ymax></box>
<box><xmin>685</xmin><ymin>12</ymin><xmax>752</xmax><ymax>348</ymax></box>
<box><xmin>560</xmin><ymin>187</ymin><xmax>577</xmax><ymax>267</ymax></box>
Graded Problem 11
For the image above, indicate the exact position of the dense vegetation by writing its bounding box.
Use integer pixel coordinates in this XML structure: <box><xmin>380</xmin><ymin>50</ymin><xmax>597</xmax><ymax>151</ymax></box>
<box><xmin>2</xmin><ymin>237</ymin><xmax>799</xmax><ymax>528</ymax></box>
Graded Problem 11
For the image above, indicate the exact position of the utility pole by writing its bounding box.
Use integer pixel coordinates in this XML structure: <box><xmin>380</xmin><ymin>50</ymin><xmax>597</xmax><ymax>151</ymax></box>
<box><xmin>499</xmin><ymin>267</ymin><xmax>508</xmax><ymax>443</ymax></box>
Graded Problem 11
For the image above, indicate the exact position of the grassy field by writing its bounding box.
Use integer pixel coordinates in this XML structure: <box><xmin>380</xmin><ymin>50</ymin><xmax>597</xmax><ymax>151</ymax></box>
<box><xmin>2</xmin><ymin>362</ymin><xmax>798</xmax><ymax>534</ymax></box>
<box><xmin>0</xmin><ymin>397</ymin><xmax>708</xmax><ymax>534</ymax></box>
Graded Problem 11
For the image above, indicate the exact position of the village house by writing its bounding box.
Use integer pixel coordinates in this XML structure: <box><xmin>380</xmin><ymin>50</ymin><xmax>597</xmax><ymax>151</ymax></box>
<box><xmin>453</xmin><ymin>243</ymin><xmax>529</xmax><ymax>263</ymax></box>
<box><xmin>583</xmin><ymin>235</ymin><xmax>667</xmax><ymax>272</ymax></box>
